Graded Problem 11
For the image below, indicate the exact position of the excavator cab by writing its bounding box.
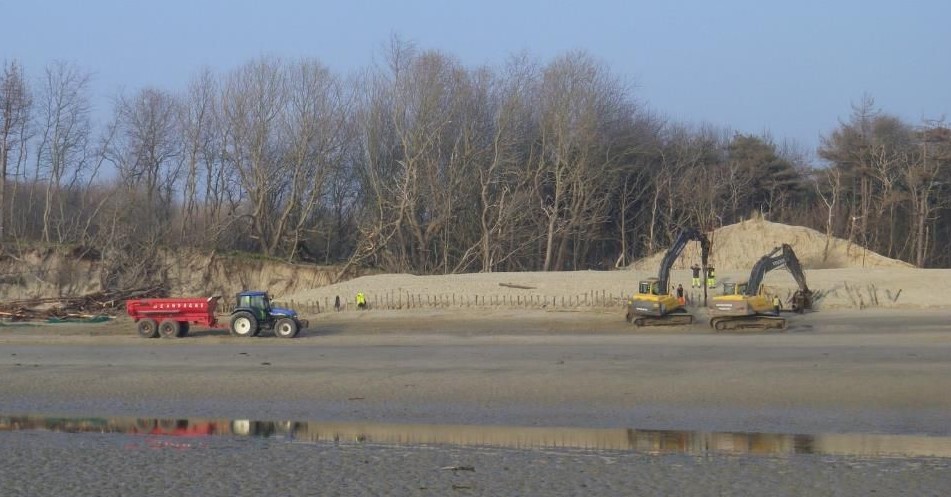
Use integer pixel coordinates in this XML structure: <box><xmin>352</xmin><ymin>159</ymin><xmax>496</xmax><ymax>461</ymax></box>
<box><xmin>721</xmin><ymin>282</ymin><xmax>748</xmax><ymax>296</ymax></box>
<box><xmin>637</xmin><ymin>278</ymin><xmax>661</xmax><ymax>296</ymax></box>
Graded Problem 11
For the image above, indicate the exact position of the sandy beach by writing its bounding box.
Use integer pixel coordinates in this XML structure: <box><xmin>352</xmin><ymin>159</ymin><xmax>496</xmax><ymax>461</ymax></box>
<box><xmin>2</xmin><ymin>307</ymin><xmax>950</xmax><ymax>433</ymax></box>
<box><xmin>3</xmin><ymin>306</ymin><xmax>951</xmax><ymax>495</ymax></box>
<box><xmin>3</xmin><ymin>305</ymin><xmax>951</xmax><ymax>495</ymax></box>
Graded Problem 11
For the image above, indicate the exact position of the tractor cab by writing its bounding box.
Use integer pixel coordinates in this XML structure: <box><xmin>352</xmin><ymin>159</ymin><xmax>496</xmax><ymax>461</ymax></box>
<box><xmin>234</xmin><ymin>290</ymin><xmax>300</xmax><ymax>322</ymax></box>
<box><xmin>236</xmin><ymin>291</ymin><xmax>272</xmax><ymax>321</ymax></box>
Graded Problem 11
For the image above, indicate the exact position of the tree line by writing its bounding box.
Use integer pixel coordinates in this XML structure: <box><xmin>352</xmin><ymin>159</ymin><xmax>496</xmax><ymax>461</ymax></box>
<box><xmin>1</xmin><ymin>41</ymin><xmax>949</xmax><ymax>290</ymax></box>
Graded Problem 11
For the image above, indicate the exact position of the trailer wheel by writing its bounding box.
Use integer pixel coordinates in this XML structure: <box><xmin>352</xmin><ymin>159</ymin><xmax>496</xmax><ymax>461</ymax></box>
<box><xmin>159</xmin><ymin>319</ymin><xmax>182</xmax><ymax>338</ymax></box>
<box><xmin>135</xmin><ymin>418</ymin><xmax>156</xmax><ymax>431</ymax></box>
<box><xmin>230</xmin><ymin>311</ymin><xmax>258</xmax><ymax>337</ymax></box>
<box><xmin>274</xmin><ymin>318</ymin><xmax>298</xmax><ymax>338</ymax></box>
<box><xmin>136</xmin><ymin>318</ymin><xmax>159</xmax><ymax>338</ymax></box>
<box><xmin>158</xmin><ymin>419</ymin><xmax>179</xmax><ymax>430</ymax></box>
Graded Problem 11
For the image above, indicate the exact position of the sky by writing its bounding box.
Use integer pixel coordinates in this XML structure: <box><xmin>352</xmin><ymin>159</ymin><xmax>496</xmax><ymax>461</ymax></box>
<box><xmin>3</xmin><ymin>0</ymin><xmax>949</xmax><ymax>153</ymax></box>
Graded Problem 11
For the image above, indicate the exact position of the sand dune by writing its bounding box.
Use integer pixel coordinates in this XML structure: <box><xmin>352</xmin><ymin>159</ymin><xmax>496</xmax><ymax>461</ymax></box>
<box><xmin>282</xmin><ymin>219</ymin><xmax>941</xmax><ymax>312</ymax></box>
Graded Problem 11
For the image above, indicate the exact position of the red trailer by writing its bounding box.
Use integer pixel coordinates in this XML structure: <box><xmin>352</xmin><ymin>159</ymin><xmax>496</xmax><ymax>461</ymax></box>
<box><xmin>126</xmin><ymin>297</ymin><xmax>223</xmax><ymax>338</ymax></box>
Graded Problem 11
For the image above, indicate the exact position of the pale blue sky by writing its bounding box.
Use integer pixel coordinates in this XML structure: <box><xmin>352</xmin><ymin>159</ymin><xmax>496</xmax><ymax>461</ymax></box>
<box><xmin>3</xmin><ymin>0</ymin><xmax>949</xmax><ymax>151</ymax></box>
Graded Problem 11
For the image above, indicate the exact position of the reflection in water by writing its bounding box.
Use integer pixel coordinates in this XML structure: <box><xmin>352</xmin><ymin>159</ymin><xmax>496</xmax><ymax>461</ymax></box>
<box><xmin>2</xmin><ymin>415</ymin><xmax>950</xmax><ymax>458</ymax></box>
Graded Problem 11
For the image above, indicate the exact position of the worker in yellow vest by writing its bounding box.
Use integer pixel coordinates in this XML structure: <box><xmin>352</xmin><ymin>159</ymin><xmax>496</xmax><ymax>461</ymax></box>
<box><xmin>356</xmin><ymin>292</ymin><xmax>367</xmax><ymax>310</ymax></box>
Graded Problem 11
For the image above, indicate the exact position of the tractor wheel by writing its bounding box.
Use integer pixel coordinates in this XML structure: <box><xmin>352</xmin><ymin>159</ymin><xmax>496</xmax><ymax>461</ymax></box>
<box><xmin>231</xmin><ymin>419</ymin><xmax>252</xmax><ymax>436</ymax></box>
<box><xmin>159</xmin><ymin>319</ymin><xmax>182</xmax><ymax>338</ymax></box>
<box><xmin>230</xmin><ymin>311</ymin><xmax>258</xmax><ymax>338</ymax></box>
<box><xmin>274</xmin><ymin>317</ymin><xmax>299</xmax><ymax>339</ymax></box>
<box><xmin>136</xmin><ymin>318</ymin><xmax>159</xmax><ymax>338</ymax></box>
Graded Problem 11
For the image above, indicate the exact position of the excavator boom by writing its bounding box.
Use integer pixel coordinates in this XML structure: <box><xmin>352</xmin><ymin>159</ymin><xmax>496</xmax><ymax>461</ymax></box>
<box><xmin>657</xmin><ymin>228</ymin><xmax>711</xmax><ymax>295</ymax></box>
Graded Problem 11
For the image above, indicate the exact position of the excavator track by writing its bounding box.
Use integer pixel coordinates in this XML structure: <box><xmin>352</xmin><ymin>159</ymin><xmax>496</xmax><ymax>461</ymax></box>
<box><xmin>630</xmin><ymin>312</ymin><xmax>694</xmax><ymax>327</ymax></box>
<box><xmin>709</xmin><ymin>316</ymin><xmax>786</xmax><ymax>332</ymax></box>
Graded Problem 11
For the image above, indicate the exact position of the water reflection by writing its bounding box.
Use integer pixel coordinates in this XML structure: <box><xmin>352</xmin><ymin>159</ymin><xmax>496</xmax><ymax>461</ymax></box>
<box><xmin>2</xmin><ymin>415</ymin><xmax>949</xmax><ymax>458</ymax></box>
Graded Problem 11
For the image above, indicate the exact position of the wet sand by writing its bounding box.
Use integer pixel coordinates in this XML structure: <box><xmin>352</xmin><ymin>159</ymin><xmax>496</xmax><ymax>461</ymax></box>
<box><xmin>2</xmin><ymin>430</ymin><xmax>950</xmax><ymax>497</ymax></box>
<box><xmin>2</xmin><ymin>308</ymin><xmax>951</xmax><ymax>495</ymax></box>
<box><xmin>2</xmin><ymin>308</ymin><xmax>950</xmax><ymax>434</ymax></box>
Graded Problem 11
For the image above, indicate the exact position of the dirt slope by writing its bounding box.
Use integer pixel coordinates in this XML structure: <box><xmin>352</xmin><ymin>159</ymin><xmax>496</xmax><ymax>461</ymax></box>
<box><xmin>0</xmin><ymin>247</ymin><xmax>348</xmax><ymax>301</ymax></box>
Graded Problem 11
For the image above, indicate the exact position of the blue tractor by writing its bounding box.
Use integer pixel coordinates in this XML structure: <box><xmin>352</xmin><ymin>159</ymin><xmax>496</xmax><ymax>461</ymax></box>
<box><xmin>229</xmin><ymin>291</ymin><xmax>308</xmax><ymax>339</ymax></box>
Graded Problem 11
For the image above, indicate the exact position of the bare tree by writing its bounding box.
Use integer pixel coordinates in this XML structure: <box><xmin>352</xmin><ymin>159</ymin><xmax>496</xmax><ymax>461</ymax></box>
<box><xmin>350</xmin><ymin>58</ymin><xmax>404</xmax><ymax>271</ymax></box>
<box><xmin>354</xmin><ymin>39</ymin><xmax>487</xmax><ymax>273</ymax></box>
<box><xmin>650</xmin><ymin>124</ymin><xmax>721</xmax><ymax>250</ymax></box>
<box><xmin>535</xmin><ymin>51</ymin><xmax>631</xmax><ymax>270</ymax></box>
<box><xmin>180</xmin><ymin>68</ymin><xmax>219</xmax><ymax>246</ymax></box>
<box><xmin>474</xmin><ymin>56</ymin><xmax>538</xmax><ymax>272</ymax></box>
<box><xmin>220</xmin><ymin>57</ymin><xmax>288</xmax><ymax>256</ymax></box>
<box><xmin>868</xmin><ymin>143</ymin><xmax>903</xmax><ymax>257</ymax></box>
<box><xmin>0</xmin><ymin>60</ymin><xmax>32</xmax><ymax>242</ymax></box>
<box><xmin>109</xmin><ymin>88</ymin><xmax>183</xmax><ymax>224</ymax></box>
<box><xmin>906</xmin><ymin>125</ymin><xmax>951</xmax><ymax>267</ymax></box>
<box><xmin>35</xmin><ymin>62</ymin><xmax>92</xmax><ymax>244</ymax></box>
<box><xmin>819</xmin><ymin>96</ymin><xmax>884</xmax><ymax>257</ymax></box>
<box><xmin>94</xmin><ymin>87</ymin><xmax>183</xmax><ymax>290</ymax></box>
<box><xmin>814</xmin><ymin>167</ymin><xmax>842</xmax><ymax>263</ymax></box>
<box><xmin>279</xmin><ymin>59</ymin><xmax>352</xmax><ymax>260</ymax></box>
<box><xmin>390</xmin><ymin>50</ymin><xmax>469</xmax><ymax>272</ymax></box>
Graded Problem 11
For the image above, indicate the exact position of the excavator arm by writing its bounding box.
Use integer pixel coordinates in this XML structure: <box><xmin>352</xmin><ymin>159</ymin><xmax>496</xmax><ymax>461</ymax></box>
<box><xmin>744</xmin><ymin>246</ymin><xmax>784</xmax><ymax>296</ymax></box>
<box><xmin>656</xmin><ymin>228</ymin><xmax>711</xmax><ymax>295</ymax></box>
<box><xmin>781</xmin><ymin>245</ymin><xmax>811</xmax><ymax>294</ymax></box>
<box><xmin>744</xmin><ymin>243</ymin><xmax>813</xmax><ymax>310</ymax></box>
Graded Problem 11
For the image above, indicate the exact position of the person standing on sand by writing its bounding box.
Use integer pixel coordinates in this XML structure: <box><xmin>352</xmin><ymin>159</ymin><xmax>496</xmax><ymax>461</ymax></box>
<box><xmin>690</xmin><ymin>264</ymin><xmax>701</xmax><ymax>288</ymax></box>
<box><xmin>356</xmin><ymin>292</ymin><xmax>367</xmax><ymax>310</ymax></box>
<box><xmin>334</xmin><ymin>295</ymin><xmax>341</xmax><ymax>312</ymax></box>
<box><xmin>772</xmin><ymin>294</ymin><xmax>782</xmax><ymax>316</ymax></box>
<box><xmin>707</xmin><ymin>265</ymin><xmax>716</xmax><ymax>289</ymax></box>
<box><xmin>676</xmin><ymin>284</ymin><xmax>686</xmax><ymax>306</ymax></box>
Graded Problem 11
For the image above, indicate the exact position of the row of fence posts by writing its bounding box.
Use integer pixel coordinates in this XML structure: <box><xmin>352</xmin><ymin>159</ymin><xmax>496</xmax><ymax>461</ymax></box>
<box><xmin>256</xmin><ymin>290</ymin><xmax>630</xmax><ymax>315</ymax></box>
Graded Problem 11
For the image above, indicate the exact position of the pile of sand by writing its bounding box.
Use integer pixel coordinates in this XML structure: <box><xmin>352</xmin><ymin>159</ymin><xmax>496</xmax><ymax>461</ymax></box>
<box><xmin>630</xmin><ymin>218</ymin><xmax>913</xmax><ymax>272</ymax></box>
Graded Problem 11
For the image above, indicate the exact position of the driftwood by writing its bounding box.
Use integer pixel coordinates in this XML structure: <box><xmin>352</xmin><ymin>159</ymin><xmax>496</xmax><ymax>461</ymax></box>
<box><xmin>498</xmin><ymin>282</ymin><xmax>536</xmax><ymax>290</ymax></box>
<box><xmin>0</xmin><ymin>286</ymin><xmax>167</xmax><ymax>321</ymax></box>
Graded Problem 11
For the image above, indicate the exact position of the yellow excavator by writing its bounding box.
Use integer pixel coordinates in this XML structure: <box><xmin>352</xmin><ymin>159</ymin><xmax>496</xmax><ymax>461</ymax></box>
<box><xmin>708</xmin><ymin>243</ymin><xmax>813</xmax><ymax>331</ymax></box>
<box><xmin>626</xmin><ymin>228</ymin><xmax>711</xmax><ymax>326</ymax></box>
